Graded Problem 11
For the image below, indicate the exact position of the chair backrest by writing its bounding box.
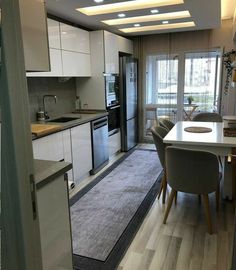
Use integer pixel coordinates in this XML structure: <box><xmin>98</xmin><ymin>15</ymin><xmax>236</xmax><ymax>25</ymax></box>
<box><xmin>193</xmin><ymin>112</ymin><xmax>222</xmax><ymax>122</ymax></box>
<box><xmin>151</xmin><ymin>126</ymin><xmax>169</xmax><ymax>168</ymax></box>
<box><xmin>159</xmin><ymin>119</ymin><xmax>175</xmax><ymax>131</ymax></box>
<box><xmin>166</xmin><ymin>146</ymin><xmax>219</xmax><ymax>194</ymax></box>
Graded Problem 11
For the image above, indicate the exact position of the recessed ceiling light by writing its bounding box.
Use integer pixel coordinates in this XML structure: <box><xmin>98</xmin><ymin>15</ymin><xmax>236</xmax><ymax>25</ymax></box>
<box><xmin>162</xmin><ymin>20</ymin><xmax>169</xmax><ymax>24</ymax></box>
<box><xmin>76</xmin><ymin>0</ymin><xmax>184</xmax><ymax>16</ymax></box>
<box><xmin>134</xmin><ymin>23</ymin><xmax>141</xmax><ymax>27</ymax></box>
<box><xmin>119</xmin><ymin>21</ymin><xmax>195</xmax><ymax>33</ymax></box>
<box><xmin>151</xmin><ymin>9</ymin><xmax>159</xmax><ymax>13</ymax></box>
<box><xmin>94</xmin><ymin>0</ymin><xmax>104</xmax><ymax>3</ymax></box>
<box><xmin>62</xmin><ymin>31</ymin><xmax>67</xmax><ymax>34</ymax></box>
<box><xmin>118</xmin><ymin>13</ymin><xmax>126</xmax><ymax>18</ymax></box>
<box><xmin>102</xmin><ymin>11</ymin><xmax>191</xmax><ymax>26</ymax></box>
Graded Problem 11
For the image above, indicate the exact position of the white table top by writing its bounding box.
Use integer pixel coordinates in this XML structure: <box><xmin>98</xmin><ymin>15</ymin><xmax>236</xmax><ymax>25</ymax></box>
<box><xmin>164</xmin><ymin>121</ymin><xmax>236</xmax><ymax>148</ymax></box>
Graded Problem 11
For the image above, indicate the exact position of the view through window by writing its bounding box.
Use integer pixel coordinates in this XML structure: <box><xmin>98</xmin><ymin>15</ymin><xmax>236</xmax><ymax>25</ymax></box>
<box><xmin>145</xmin><ymin>50</ymin><xmax>221</xmax><ymax>136</ymax></box>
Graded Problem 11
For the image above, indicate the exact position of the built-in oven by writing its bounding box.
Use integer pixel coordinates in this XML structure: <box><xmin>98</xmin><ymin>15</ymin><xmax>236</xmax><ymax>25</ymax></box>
<box><xmin>104</xmin><ymin>74</ymin><xmax>119</xmax><ymax>108</ymax></box>
<box><xmin>107</xmin><ymin>105</ymin><xmax>120</xmax><ymax>136</ymax></box>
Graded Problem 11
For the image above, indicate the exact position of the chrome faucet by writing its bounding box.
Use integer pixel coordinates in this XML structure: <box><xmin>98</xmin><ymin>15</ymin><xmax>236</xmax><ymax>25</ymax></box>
<box><xmin>43</xmin><ymin>95</ymin><xmax>57</xmax><ymax>119</ymax></box>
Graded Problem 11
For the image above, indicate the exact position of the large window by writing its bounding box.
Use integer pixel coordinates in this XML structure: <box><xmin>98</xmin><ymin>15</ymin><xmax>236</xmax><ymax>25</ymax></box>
<box><xmin>145</xmin><ymin>50</ymin><xmax>221</xmax><ymax>137</ymax></box>
<box><xmin>184</xmin><ymin>52</ymin><xmax>221</xmax><ymax>112</ymax></box>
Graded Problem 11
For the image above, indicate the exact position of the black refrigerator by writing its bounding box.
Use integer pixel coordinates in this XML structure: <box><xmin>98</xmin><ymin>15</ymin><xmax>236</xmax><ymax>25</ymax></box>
<box><xmin>119</xmin><ymin>56</ymin><xmax>138</xmax><ymax>152</ymax></box>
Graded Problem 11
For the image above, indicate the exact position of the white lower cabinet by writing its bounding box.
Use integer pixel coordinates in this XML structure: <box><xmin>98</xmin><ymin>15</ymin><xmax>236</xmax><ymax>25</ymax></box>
<box><xmin>33</xmin><ymin>132</ymin><xmax>64</xmax><ymax>161</ymax></box>
<box><xmin>62</xmin><ymin>130</ymin><xmax>73</xmax><ymax>182</ymax></box>
<box><xmin>108</xmin><ymin>131</ymin><xmax>121</xmax><ymax>158</ymax></box>
<box><xmin>37</xmin><ymin>174</ymin><xmax>73</xmax><ymax>270</ymax></box>
<box><xmin>71</xmin><ymin>123</ymin><xmax>93</xmax><ymax>185</ymax></box>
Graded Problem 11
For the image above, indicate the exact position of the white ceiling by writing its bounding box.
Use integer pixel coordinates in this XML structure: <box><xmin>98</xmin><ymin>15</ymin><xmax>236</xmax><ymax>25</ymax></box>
<box><xmin>46</xmin><ymin>0</ymin><xmax>222</xmax><ymax>36</ymax></box>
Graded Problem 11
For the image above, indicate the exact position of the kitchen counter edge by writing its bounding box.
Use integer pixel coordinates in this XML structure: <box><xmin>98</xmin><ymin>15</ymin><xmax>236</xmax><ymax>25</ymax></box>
<box><xmin>34</xmin><ymin>159</ymin><xmax>72</xmax><ymax>189</ymax></box>
<box><xmin>32</xmin><ymin>111</ymin><xmax>108</xmax><ymax>140</ymax></box>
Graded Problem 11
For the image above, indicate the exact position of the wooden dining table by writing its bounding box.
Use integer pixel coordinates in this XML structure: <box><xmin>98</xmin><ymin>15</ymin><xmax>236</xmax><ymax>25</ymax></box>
<box><xmin>163</xmin><ymin>121</ymin><xmax>236</xmax><ymax>199</ymax></box>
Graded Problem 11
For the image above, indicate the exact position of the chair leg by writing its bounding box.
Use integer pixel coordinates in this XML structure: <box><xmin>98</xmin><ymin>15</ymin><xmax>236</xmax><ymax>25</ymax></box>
<box><xmin>216</xmin><ymin>184</ymin><xmax>220</xmax><ymax>212</ymax></box>
<box><xmin>157</xmin><ymin>176</ymin><xmax>164</xmax><ymax>200</ymax></box>
<box><xmin>202</xmin><ymin>194</ymin><xmax>213</xmax><ymax>234</ymax></box>
<box><xmin>174</xmin><ymin>191</ymin><xmax>178</xmax><ymax>205</ymax></box>
<box><xmin>162</xmin><ymin>173</ymin><xmax>167</xmax><ymax>204</ymax></box>
<box><xmin>163</xmin><ymin>189</ymin><xmax>176</xmax><ymax>224</ymax></box>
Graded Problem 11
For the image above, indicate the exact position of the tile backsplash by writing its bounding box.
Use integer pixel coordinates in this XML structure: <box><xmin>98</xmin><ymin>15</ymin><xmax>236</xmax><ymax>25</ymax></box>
<box><xmin>27</xmin><ymin>77</ymin><xmax>76</xmax><ymax>122</ymax></box>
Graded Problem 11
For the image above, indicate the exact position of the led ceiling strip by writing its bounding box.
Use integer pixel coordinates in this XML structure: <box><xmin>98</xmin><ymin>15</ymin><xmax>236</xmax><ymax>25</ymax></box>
<box><xmin>119</xmin><ymin>21</ymin><xmax>195</xmax><ymax>33</ymax></box>
<box><xmin>102</xmin><ymin>10</ymin><xmax>191</xmax><ymax>25</ymax></box>
<box><xmin>77</xmin><ymin>0</ymin><xmax>184</xmax><ymax>16</ymax></box>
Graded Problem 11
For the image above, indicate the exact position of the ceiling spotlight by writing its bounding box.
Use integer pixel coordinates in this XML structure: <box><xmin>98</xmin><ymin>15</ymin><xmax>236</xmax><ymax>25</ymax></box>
<box><xmin>134</xmin><ymin>23</ymin><xmax>141</xmax><ymax>27</ymax></box>
<box><xmin>151</xmin><ymin>9</ymin><xmax>159</xmax><ymax>13</ymax></box>
<box><xmin>162</xmin><ymin>20</ymin><xmax>169</xmax><ymax>24</ymax></box>
<box><xmin>94</xmin><ymin>0</ymin><xmax>104</xmax><ymax>3</ymax></box>
<box><xmin>118</xmin><ymin>13</ymin><xmax>126</xmax><ymax>18</ymax></box>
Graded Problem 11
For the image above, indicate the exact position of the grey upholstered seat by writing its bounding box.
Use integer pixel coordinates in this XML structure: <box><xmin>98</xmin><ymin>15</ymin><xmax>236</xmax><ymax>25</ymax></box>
<box><xmin>163</xmin><ymin>146</ymin><xmax>221</xmax><ymax>234</ymax></box>
<box><xmin>193</xmin><ymin>112</ymin><xmax>222</xmax><ymax>122</ymax></box>
<box><xmin>159</xmin><ymin>119</ymin><xmax>175</xmax><ymax>131</ymax></box>
<box><xmin>151</xmin><ymin>126</ymin><xmax>169</xmax><ymax>204</ymax></box>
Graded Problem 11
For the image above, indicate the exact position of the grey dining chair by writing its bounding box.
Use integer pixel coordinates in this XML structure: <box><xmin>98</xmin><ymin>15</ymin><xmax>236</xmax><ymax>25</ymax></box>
<box><xmin>151</xmin><ymin>126</ymin><xmax>169</xmax><ymax>204</ymax></box>
<box><xmin>163</xmin><ymin>146</ymin><xmax>221</xmax><ymax>234</ymax></box>
<box><xmin>193</xmin><ymin>112</ymin><xmax>222</xmax><ymax>122</ymax></box>
<box><xmin>159</xmin><ymin>119</ymin><xmax>175</xmax><ymax>131</ymax></box>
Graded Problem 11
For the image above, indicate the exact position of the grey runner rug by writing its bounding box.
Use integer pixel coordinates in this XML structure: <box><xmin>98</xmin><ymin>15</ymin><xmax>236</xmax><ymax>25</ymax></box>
<box><xmin>70</xmin><ymin>149</ymin><xmax>162</xmax><ymax>270</ymax></box>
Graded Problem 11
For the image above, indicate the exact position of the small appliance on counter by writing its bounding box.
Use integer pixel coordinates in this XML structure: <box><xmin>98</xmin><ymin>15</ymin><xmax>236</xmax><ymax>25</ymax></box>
<box><xmin>223</xmin><ymin>115</ymin><xmax>236</xmax><ymax>137</ymax></box>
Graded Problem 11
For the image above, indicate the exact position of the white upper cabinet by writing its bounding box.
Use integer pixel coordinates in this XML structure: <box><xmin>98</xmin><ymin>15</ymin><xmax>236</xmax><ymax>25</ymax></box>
<box><xmin>60</xmin><ymin>23</ymin><xmax>90</xmax><ymax>54</ymax></box>
<box><xmin>27</xmin><ymin>19</ymin><xmax>91</xmax><ymax>77</ymax></box>
<box><xmin>62</xmin><ymin>50</ymin><xmax>91</xmax><ymax>77</ymax></box>
<box><xmin>27</xmin><ymin>48</ymin><xmax>63</xmax><ymax>77</ymax></box>
<box><xmin>117</xmin><ymin>35</ymin><xmax>133</xmax><ymax>55</ymax></box>
<box><xmin>19</xmin><ymin>0</ymin><xmax>50</xmax><ymax>72</ymax></box>
<box><xmin>104</xmin><ymin>31</ymin><xmax>119</xmax><ymax>74</ymax></box>
<box><xmin>47</xmin><ymin>19</ymin><xmax>61</xmax><ymax>49</ymax></box>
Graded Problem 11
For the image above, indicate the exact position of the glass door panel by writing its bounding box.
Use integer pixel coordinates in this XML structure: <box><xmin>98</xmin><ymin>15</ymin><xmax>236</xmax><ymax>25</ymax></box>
<box><xmin>145</xmin><ymin>54</ymin><xmax>178</xmax><ymax>135</ymax></box>
<box><xmin>183</xmin><ymin>51</ymin><xmax>221</xmax><ymax>120</ymax></box>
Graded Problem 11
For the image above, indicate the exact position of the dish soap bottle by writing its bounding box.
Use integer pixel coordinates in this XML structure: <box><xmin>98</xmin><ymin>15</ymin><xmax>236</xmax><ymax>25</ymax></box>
<box><xmin>75</xmin><ymin>96</ymin><xmax>81</xmax><ymax>111</ymax></box>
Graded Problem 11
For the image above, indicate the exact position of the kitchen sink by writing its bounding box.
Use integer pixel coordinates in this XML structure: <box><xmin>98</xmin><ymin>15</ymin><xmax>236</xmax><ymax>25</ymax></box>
<box><xmin>47</xmin><ymin>117</ymin><xmax>79</xmax><ymax>123</ymax></box>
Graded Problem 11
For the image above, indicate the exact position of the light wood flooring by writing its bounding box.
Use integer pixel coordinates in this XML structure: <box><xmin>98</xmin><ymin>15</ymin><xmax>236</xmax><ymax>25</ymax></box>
<box><xmin>70</xmin><ymin>144</ymin><xmax>235</xmax><ymax>270</ymax></box>
<box><xmin>118</xmin><ymin>189</ymin><xmax>234</xmax><ymax>270</ymax></box>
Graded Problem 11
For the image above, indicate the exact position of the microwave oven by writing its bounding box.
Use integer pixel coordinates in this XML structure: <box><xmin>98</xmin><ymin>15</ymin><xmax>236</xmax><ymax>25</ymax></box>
<box><xmin>104</xmin><ymin>74</ymin><xmax>119</xmax><ymax>108</ymax></box>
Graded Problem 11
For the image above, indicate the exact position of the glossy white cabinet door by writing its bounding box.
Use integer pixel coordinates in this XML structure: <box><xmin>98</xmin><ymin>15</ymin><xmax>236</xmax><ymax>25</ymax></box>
<box><xmin>117</xmin><ymin>35</ymin><xmax>133</xmax><ymax>55</ymax></box>
<box><xmin>27</xmin><ymin>48</ymin><xmax>63</xmax><ymax>77</ymax></box>
<box><xmin>60</xmin><ymin>23</ymin><xmax>90</xmax><ymax>54</ymax></box>
<box><xmin>71</xmin><ymin>123</ymin><xmax>92</xmax><ymax>185</ymax></box>
<box><xmin>62</xmin><ymin>50</ymin><xmax>91</xmax><ymax>77</ymax></box>
<box><xmin>37</xmin><ymin>174</ymin><xmax>73</xmax><ymax>270</ymax></box>
<box><xmin>33</xmin><ymin>132</ymin><xmax>64</xmax><ymax>161</ymax></box>
<box><xmin>47</xmin><ymin>19</ymin><xmax>61</xmax><ymax>49</ymax></box>
<box><xmin>104</xmin><ymin>31</ymin><xmax>119</xmax><ymax>74</ymax></box>
<box><xmin>19</xmin><ymin>0</ymin><xmax>50</xmax><ymax>72</ymax></box>
<box><xmin>62</xmin><ymin>130</ymin><xmax>74</xmax><ymax>182</ymax></box>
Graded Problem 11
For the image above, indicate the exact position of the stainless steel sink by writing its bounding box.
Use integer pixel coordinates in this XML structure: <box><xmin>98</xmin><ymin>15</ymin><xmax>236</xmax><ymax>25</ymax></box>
<box><xmin>47</xmin><ymin>117</ymin><xmax>79</xmax><ymax>123</ymax></box>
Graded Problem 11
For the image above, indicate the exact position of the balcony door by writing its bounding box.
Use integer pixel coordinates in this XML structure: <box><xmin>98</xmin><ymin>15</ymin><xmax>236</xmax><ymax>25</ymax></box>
<box><xmin>145</xmin><ymin>50</ymin><xmax>221</xmax><ymax>137</ymax></box>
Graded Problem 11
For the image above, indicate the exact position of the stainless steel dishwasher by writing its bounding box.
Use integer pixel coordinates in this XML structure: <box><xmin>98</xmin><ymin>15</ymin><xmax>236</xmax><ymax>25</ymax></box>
<box><xmin>90</xmin><ymin>116</ymin><xmax>109</xmax><ymax>175</ymax></box>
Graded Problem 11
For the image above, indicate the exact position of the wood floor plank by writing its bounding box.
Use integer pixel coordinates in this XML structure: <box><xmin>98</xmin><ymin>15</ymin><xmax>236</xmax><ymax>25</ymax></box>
<box><xmin>148</xmin><ymin>235</ymin><xmax>172</xmax><ymax>270</ymax></box>
<box><xmin>175</xmin><ymin>225</ymin><xmax>195</xmax><ymax>270</ymax></box>
<box><xmin>161</xmin><ymin>236</ymin><xmax>182</xmax><ymax>270</ymax></box>
<box><xmin>122</xmin><ymin>252</ymin><xmax>142</xmax><ymax>270</ymax></box>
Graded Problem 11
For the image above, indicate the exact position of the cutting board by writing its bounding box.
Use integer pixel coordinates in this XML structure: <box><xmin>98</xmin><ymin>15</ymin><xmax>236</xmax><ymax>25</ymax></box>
<box><xmin>31</xmin><ymin>124</ymin><xmax>62</xmax><ymax>136</ymax></box>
